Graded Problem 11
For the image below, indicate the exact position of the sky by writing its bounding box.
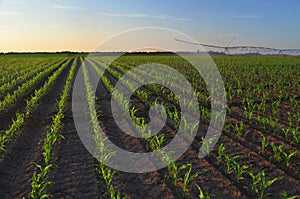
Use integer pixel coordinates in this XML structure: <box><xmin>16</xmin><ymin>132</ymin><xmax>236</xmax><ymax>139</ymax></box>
<box><xmin>0</xmin><ymin>0</ymin><xmax>299</xmax><ymax>52</ymax></box>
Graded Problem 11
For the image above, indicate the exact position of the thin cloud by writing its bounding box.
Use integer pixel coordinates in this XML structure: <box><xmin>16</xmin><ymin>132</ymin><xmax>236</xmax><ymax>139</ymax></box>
<box><xmin>0</xmin><ymin>11</ymin><xmax>22</xmax><ymax>15</ymax></box>
<box><xmin>101</xmin><ymin>13</ymin><xmax>166</xmax><ymax>19</ymax></box>
<box><xmin>5</xmin><ymin>0</ymin><xmax>25</xmax><ymax>5</ymax></box>
<box><xmin>101</xmin><ymin>12</ymin><xmax>190</xmax><ymax>21</ymax></box>
<box><xmin>53</xmin><ymin>4</ymin><xmax>86</xmax><ymax>10</ymax></box>
<box><xmin>4</xmin><ymin>0</ymin><xmax>24</xmax><ymax>5</ymax></box>
<box><xmin>172</xmin><ymin>17</ymin><xmax>190</xmax><ymax>21</ymax></box>
<box><xmin>234</xmin><ymin>15</ymin><xmax>261</xmax><ymax>20</ymax></box>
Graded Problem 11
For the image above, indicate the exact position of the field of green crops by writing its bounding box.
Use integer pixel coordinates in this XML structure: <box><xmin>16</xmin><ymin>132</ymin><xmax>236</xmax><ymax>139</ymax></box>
<box><xmin>0</xmin><ymin>54</ymin><xmax>299</xmax><ymax>199</ymax></box>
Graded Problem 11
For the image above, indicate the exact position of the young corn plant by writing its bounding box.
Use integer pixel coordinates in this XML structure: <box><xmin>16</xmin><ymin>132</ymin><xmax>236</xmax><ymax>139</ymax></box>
<box><xmin>200</xmin><ymin>137</ymin><xmax>216</xmax><ymax>157</ymax></box>
<box><xmin>271</xmin><ymin>100</ymin><xmax>280</xmax><ymax>117</ymax></box>
<box><xmin>260</xmin><ymin>135</ymin><xmax>268</xmax><ymax>154</ymax></box>
<box><xmin>217</xmin><ymin>143</ymin><xmax>226</xmax><ymax>164</ymax></box>
<box><xmin>291</xmin><ymin>127</ymin><xmax>299</xmax><ymax>144</ymax></box>
<box><xmin>281</xmin><ymin>191</ymin><xmax>300</xmax><ymax>199</ymax></box>
<box><xmin>235</xmin><ymin>121</ymin><xmax>244</xmax><ymax>138</ymax></box>
<box><xmin>168</xmin><ymin>106</ymin><xmax>180</xmax><ymax>126</ymax></box>
<box><xmin>0</xmin><ymin>112</ymin><xmax>24</xmax><ymax>154</ymax></box>
<box><xmin>96</xmin><ymin>161</ymin><xmax>123</xmax><ymax>199</ymax></box>
<box><xmin>281</xmin><ymin>127</ymin><xmax>291</xmax><ymax>139</ymax></box>
<box><xmin>98</xmin><ymin>163</ymin><xmax>115</xmax><ymax>196</ymax></box>
<box><xmin>135</xmin><ymin>90</ymin><xmax>149</xmax><ymax>103</ymax></box>
<box><xmin>166</xmin><ymin>161</ymin><xmax>181</xmax><ymax>186</ymax></box>
<box><xmin>245</xmin><ymin>110</ymin><xmax>253</xmax><ymax>123</ymax></box>
<box><xmin>270</xmin><ymin>143</ymin><xmax>281</xmax><ymax>161</ymax></box>
<box><xmin>287</xmin><ymin>112</ymin><xmax>294</xmax><ymax>127</ymax></box>
<box><xmin>195</xmin><ymin>184</ymin><xmax>211</xmax><ymax>199</ymax></box>
<box><xmin>249</xmin><ymin>170</ymin><xmax>280</xmax><ymax>199</ymax></box>
<box><xmin>226</xmin><ymin>104</ymin><xmax>232</xmax><ymax>114</ymax></box>
<box><xmin>290</xmin><ymin>97</ymin><xmax>298</xmax><ymax>113</ymax></box>
<box><xmin>180</xmin><ymin>164</ymin><xmax>203</xmax><ymax>195</ymax></box>
<box><xmin>269</xmin><ymin>118</ymin><xmax>279</xmax><ymax>130</ymax></box>
<box><xmin>270</xmin><ymin>143</ymin><xmax>299</xmax><ymax>167</ymax></box>
<box><xmin>200</xmin><ymin>106</ymin><xmax>210</xmax><ymax>123</ymax></box>
<box><xmin>224</xmin><ymin>154</ymin><xmax>241</xmax><ymax>174</ymax></box>
<box><xmin>30</xmin><ymin>164</ymin><xmax>52</xmax><ymax>199</ymax></box>
<box><xmin>277</xmin><ymin>145</ymin><xmax>299</xmax><ymax>167</ymax></box>
<box><xmin>257</xmin><ymin>115</ymin><xmax>268</xmax><ymax>131</ymax></box>
<box><xmin>150</xmin><ymin>134</ymin><xmax>165</xmax><ymax>150</ymax></box>
<box><xmin>233</xmin><ymin>162</ymin><xmax>249</xmax><ymax>181</ymax></box>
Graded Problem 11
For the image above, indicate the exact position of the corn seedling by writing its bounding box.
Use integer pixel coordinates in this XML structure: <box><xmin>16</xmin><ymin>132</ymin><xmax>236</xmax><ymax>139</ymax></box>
<box><xmin>249</xmin><ymin>170</ymin><xmax>280</xmax><ymax>199</ymax></box>
<box><xmin>217</xmin><ymin>143</ymin><xmax>226</xmax><ymax>164</ymax></box>
<box><xmin>29</xmin><ymin>163</ymin><xmax>52</xmax><ymax>199</ymax></box>
<box><xmin>260</xmin><ymin>135</ymin><xmax>268</xmax><ymax>154</ymax></box>
<box><xmin>150</xmin><ymin>134</ymin><xmax>165</xmax><ymax>150</ymax></box>
<box><xmin>270</xmin><ymin>143</ymin><xmax>281</xmax><ymax>161</ymax></box>
<box><xmin>281</xmin><ymin>127</ymin><xmax>291</xmax><ymax>139</ymax></box>
<box><xmin>166</xmin><ymin>161</ymin><xmax>181</xmax><ymax>186</ymax></box>
<box><xmin>291</xmin><ymin>127</ymin><xmax>299</xmax><ymax>144</ymax></box>
<box><xmin>180</xmin><ymin>163</ymin><xmax>203</xmax><ymax>195</ymax></box>
<box><xmin>235</xmin><ymin>121</ymin><xmax>244</xmax><ymax>138</ymax></box>
<box><xmin>281</xmin><ymin>191</ymin><xmax>300</xmax><ymax>199</ymax></box>
<box><xmin>224</xmin><ymin>154</ymin><xmax>241</xmax><ymax>174</ymax></box>
<box><xmin>277</xmin><ymin>145</ymin><xmax>299</xmax><ymax>167</ymax></box>
<box><xmin>233</xmin><ymin>162</ymin><xmax>249</xmax><ymax>181</ymax></box>
<box><xmin>195</xmin><ymin>184</ymin><xmax>211</xmax><ymax>199</ymax></box>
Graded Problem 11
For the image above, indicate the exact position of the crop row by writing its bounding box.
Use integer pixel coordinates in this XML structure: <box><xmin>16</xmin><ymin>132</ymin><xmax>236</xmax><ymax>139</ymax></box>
<box><xmin>29</xmin><ymin>57</ymin><xmax>78</xmax><ymax>198</ymax></box>
<box><xmin>81</xmin><ymin>59</ymin><xmax>126</xmax><ymax>199</ymax></box>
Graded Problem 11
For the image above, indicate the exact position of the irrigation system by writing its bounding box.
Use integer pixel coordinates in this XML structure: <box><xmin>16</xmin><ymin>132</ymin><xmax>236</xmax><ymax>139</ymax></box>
<box><xmin>175</xmin><ymin>38</ymin><xmax>300</xmax><ymax>55</ymax></box>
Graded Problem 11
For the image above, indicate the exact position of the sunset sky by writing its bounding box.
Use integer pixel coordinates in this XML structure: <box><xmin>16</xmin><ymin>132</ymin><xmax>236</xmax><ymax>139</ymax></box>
<box><xmin>0</xmin><ymin>0</ymin><xmax>299</xmax><ymax>52</ymax></box>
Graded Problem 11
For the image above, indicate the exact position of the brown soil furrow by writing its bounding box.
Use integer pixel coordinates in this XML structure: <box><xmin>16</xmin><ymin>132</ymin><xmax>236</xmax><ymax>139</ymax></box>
<box><xmin>49</xmin><ymin>111</ymin><xmax>99</xmax><ymax>198</ymax></box>
<box><xmin>49</xmin><ymin>59</ymin><xmax>100</xmax><ymax>199</ymax></box>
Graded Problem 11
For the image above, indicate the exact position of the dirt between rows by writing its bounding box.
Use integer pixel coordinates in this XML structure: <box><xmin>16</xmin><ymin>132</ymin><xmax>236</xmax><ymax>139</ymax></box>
<box><xmin>48</xmin><ymin>58</ymin><xmax>100</xmax><ymax>199</ymax></box>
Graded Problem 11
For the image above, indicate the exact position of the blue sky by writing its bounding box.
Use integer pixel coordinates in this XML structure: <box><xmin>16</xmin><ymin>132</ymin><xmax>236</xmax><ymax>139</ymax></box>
<box><xmin>0</xmin><ymin>0</ymin><xmax>299</xmax><ymax>52</ymax></box>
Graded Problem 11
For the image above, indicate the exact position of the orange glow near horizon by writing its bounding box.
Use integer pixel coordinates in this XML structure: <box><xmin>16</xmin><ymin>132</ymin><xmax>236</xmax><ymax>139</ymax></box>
<box><xmin>1</xmin><ymin>1</ymin><xmax>299</xmax><ymax>52</ymax></box>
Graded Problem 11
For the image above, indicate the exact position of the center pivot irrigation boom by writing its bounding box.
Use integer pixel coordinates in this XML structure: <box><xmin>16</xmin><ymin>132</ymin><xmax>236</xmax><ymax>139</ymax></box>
<box><xmin>175</xmin><ymin>38</ymin><xmax>300</xmax><ymax>55</ymax></box>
